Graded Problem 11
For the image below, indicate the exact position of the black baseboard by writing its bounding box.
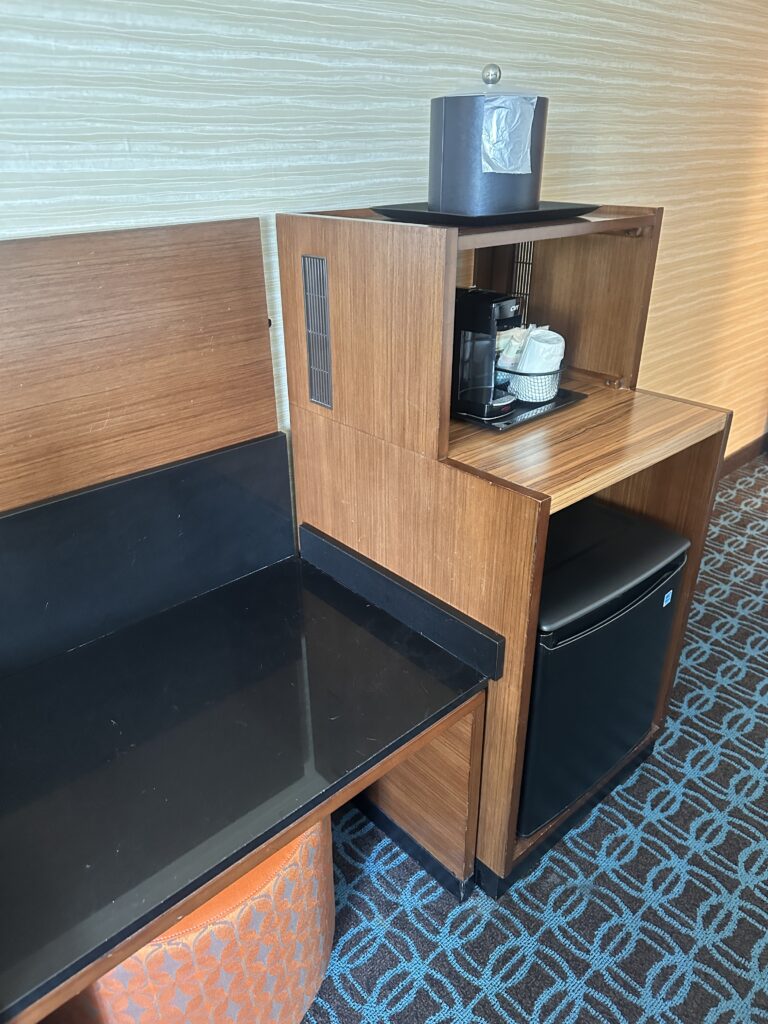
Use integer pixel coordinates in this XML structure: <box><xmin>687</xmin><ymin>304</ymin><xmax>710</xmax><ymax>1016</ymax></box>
<box><xmin>355</xmin><ymin>796</ymin><xmax>476</xmax><ymax>901</ymax></box>
<box><xmin>720</xmin><ymin>432</ymin><xmax>767</xmax><ymax>478</ymax></box>
<box><xmin>476</xmin><ymin>740</ymin><xmax>656</xmax><ymax>899</ymax></box>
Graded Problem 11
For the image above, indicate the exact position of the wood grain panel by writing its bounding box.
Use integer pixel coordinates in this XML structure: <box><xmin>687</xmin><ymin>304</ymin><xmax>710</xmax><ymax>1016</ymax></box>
<box><xmin>0</xmin><ymin>220</ymin><xmax>275</xmax><ymax>513</ymax></box>
<box><xmin>365</xmin><ymin>694</ymin><xmax>485</xmax><ymax>881</ymax></box>
<box><xmin>598</xmin><ymin>423</ymin><xmax>730</xmax><ymax>725</ymax></box>
<box><xmin>277</xmin><ymin>214</ymin><xmax>456</xmax><ymax>459</ymax></box>
<box><xmin>290</xmin><ymin>402</ymin><xmax>548</xmax><ymax>876</ymax></box>
<box><xmin>448</xmin><ymin>372</ymin><xmax>729</xmax><ymax>512</ymax></box>
<box><xmin>9</xmin><ymin>693</ymin><xmax>483</xmax><ymax>1024</ymax></box>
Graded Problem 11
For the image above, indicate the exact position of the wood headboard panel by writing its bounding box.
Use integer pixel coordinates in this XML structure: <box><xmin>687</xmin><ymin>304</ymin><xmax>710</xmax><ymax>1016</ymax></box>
<box><xmin>0</xmin><ymin>219</ymin><xmax>276</xmax><ymax>514</ymax></box>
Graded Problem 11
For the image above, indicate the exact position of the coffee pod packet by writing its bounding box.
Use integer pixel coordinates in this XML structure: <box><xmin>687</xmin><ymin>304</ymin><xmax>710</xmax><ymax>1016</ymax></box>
<box><xmin>496</xmin><ymin>326</ymin><xmax>529</xmax><ymax>370</ymax></box>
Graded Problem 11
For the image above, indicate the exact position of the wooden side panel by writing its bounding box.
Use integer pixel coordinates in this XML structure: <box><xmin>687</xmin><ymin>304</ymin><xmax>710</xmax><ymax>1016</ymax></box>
<box><xmin>290</xmin><ymin>403</ymin><xmax>548</xmax><ymax>877</ymax></box>
<box><xmin>290</xmin><ymin>404</ymin><xmax>544</xmax><ymax>644</ymax></box>
<box><xmin>365</xmin><ymin>696</ymin><xmax>485</xmax><ymax>880</ymax></box>
<box><xmin>526</xmin><ymin>216</ymin><xmax>662</xmax><ymax>386</ymax></box>
<box><xmin>0</xmin><ymin>221</ymin><xmax>276</xmax><ymax>513</ymax></box>
<box><xmin>277</xmin><ymin>215</ymin><xmax>457</xmax><ymax>459</ymax></box>
<box><xmin>598</xmin><ymin>422</ymin><xmax>730</xmax><ymax>724</ymax></box>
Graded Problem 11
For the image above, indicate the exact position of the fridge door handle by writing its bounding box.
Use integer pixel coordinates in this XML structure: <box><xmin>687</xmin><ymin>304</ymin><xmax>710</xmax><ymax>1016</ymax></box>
<box><xmin>543</xmin><ymin>557</ymin><xmax>687</xmax><ymax>650</ymax></box>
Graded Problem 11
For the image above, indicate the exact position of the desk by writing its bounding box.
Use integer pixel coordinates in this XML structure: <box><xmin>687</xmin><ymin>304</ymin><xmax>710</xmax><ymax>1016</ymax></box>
<box><xmin>0</xmin><ymin>559</ymin><xmax>485</xmax><ymax>1024</ymax></box>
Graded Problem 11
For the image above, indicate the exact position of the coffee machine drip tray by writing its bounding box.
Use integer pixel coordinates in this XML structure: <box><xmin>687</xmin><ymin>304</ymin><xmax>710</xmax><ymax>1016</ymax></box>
<box><xmin>455</xmin><ymin>387</ymin><xmax>587</xmax><ymax>432</ymax></box>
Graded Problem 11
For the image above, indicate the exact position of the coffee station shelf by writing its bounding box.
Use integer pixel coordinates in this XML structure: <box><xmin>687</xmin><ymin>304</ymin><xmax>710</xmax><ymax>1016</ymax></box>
<box><xmin>447</xmin><ymin>370</ymin><xmax>729</xmax><ymax>512</ymax></box>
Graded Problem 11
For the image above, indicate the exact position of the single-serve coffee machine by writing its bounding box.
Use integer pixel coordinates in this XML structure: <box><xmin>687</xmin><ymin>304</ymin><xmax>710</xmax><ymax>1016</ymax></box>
<box><xmin>451</xmin><ymin>288</ymin><xmax>521</xmax><ymax>421</ymax></box>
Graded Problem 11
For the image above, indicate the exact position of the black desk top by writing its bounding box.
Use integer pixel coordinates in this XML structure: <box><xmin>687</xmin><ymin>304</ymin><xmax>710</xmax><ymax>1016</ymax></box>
<box><xmin>0</xmin><ymin>557</ymin><xmax>484</xmax><ymax>1022</ymax></box>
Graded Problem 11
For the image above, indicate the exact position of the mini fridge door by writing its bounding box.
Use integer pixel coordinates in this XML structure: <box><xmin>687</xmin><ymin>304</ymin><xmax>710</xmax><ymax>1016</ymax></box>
<box><xmin>517</xmin><ymin>556</ymin><xmax>686</xmax><ymax>838</ymax></box>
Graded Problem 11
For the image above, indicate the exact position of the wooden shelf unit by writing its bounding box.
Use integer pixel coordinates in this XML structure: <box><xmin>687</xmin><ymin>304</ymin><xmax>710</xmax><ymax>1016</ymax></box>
<box><xmin>277</xmin><ymin>205</ymin><xmax>730</xmax><ymax>888</ymax></box>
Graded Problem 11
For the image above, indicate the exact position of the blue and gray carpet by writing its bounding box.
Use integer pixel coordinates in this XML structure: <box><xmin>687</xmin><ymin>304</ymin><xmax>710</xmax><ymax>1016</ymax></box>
<box><xmin>305</xmin><ymin>456</ymin><xmax>768</xmax><ymax>1024</ymax></box>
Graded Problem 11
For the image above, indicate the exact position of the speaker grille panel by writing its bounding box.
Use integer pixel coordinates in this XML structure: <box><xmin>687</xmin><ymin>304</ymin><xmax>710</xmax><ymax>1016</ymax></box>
<box><xmin>301</xmin><ymin>255</ymin><xmax>332</xmax><ymax>408</ymax></box>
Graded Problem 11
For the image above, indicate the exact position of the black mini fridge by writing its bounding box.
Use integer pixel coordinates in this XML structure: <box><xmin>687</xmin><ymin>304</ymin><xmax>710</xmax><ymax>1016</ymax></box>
<box><xmin>517</xmin><ymin>499</ymin><xmax>690</xmax><ymax>838</ymax></box>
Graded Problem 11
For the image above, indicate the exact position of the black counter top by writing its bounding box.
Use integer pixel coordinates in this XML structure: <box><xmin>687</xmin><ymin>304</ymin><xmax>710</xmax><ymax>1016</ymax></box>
<box><xmin>0</xmin><ymin>557</ymin><xmax>484</xmax><ymax>1022</ymax></box>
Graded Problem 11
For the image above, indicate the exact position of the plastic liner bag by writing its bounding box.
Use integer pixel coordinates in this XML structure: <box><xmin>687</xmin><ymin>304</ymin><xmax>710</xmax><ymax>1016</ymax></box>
<box><xmin>516</xmin><ymin>328</ymin><xmax>565</xmax><ymax>373</ymax></box>
<box><xmin>481</xmin><ymin>95</ymin><xmax>538</xmax><ymax>175</ymax></box>
<box><xmin>497</xmin><ymin>325</ymin><xmax>565</xmax><ymax>373</ymax></box>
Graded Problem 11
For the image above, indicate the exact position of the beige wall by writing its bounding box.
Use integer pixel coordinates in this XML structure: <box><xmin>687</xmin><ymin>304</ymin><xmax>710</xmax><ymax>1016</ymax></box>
<box><xmin>1</xmin><ymin>0</ymin><xmax>766</xmax><ymax>452</ymax></box>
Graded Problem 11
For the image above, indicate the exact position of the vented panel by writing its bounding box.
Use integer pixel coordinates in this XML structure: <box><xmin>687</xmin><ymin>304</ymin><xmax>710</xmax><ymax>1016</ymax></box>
<box><xmin>509</xmin><ymin>241</ymin><xmax>535</xmax><ymax>324</ymax></box>
<box><xmin>301</xmin><ymin>255</ymin><xmax>333</xmax><ymax>408</ymax></box>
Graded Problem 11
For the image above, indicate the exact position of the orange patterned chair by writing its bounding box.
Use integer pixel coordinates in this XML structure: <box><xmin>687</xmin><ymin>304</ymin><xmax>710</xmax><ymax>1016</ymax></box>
<box><xmin>51</xmin><ymin>818</ymin><xmax>334</xmax><ymax>1024</ymax></box>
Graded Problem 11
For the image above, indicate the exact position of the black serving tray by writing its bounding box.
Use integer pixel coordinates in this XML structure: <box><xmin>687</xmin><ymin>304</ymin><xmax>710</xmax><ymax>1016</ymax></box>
<box><xmin>372</xmin><ymin>201</ymin><xmax>600</xmax><ymax>227</ymax></box>
<box><xmin>456</xmin><ymin>388</ymin><xmax>587</xmax><ymax>432</ymax></box>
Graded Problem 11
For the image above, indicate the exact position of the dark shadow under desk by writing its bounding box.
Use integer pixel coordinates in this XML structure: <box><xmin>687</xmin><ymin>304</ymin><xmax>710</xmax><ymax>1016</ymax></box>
<box><xmin>0</xmin><ymin>557</ymin><xmax>485</xmax><ymax>1023</ymax></box>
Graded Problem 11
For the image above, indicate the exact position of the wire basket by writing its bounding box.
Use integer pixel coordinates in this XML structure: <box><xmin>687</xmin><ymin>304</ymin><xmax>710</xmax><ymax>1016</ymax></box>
<box><xmin>496</xmin><ymin>368</ymin><xmax>561</xmax><ymax>404</ymax></box>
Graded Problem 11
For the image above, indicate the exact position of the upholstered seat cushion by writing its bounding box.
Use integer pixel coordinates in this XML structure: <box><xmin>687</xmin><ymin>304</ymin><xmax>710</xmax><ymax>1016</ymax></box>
<box><xmin>51</xmin><ymin>817</ymin><xmax>334</xmax><ymax>1024</ymax></box>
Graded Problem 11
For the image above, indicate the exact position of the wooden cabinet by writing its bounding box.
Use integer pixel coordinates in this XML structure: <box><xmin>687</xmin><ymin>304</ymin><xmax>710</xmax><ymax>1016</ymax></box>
<box><xmin>277</xmin><ymin>206</ymin><xmax>730</xmax><ymax>892</ymax></box>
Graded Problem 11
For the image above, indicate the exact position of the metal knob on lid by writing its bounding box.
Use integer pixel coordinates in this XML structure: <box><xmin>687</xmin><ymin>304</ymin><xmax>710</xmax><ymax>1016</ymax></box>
<box><xmin>481</xmin><ymin>63</ymin><xmax>502</xmax><ymax>86</ymax></box>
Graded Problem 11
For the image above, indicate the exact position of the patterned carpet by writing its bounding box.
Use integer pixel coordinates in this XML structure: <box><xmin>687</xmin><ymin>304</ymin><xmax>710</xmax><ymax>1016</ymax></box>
<box><xmin>304</xmin><ymin>456</ymin><xmax>768</xmax><ymax>1024</ymax></box>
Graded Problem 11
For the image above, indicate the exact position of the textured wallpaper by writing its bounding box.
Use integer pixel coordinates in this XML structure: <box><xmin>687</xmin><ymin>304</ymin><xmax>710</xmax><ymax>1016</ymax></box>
<box><xmin>1</xmin><ymin>0</ymin><xmax>766</xmax><ymax>451</ymax></box>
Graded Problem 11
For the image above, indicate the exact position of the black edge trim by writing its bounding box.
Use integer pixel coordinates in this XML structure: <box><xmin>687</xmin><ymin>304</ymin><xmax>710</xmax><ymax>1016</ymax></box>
<box><xmin>476</xmin><ymin>740</ymin><xmax>656</xmax><ymax>899</ymax></box>
<box><xmin>355</xmin><ymin>796</ymin><xmax>476</xmax><ymax>901</ymax></box>
<box><xmin>299</xmin><ymin>524</ymin><xmax>505</xmax><ymax>679</ymax></box>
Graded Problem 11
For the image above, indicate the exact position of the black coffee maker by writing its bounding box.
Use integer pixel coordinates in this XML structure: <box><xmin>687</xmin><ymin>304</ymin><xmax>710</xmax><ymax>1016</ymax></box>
<box><xmin>452</xmin><ymin>288</ymin><xmax>522</xmax><ymax>421</ymax></box>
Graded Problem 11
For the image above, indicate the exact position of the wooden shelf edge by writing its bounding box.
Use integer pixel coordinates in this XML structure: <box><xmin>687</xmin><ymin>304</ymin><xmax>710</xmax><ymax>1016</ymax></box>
<box><xmin>457</xmin><ymin>210</ymin><xmax>658</xmax><ymax>251</ymax></box>
<box><xmin>441</xmin><ymin>455</ymin><xmax>550</xmax><ymax>505</ymax></box>
<box><xmin>635</xmin><ymin>385</ymin><xmax>732</xmax><ymax>422</ymax></box>
<box><xmin>278</xmin><ymin>206</ymin><xmax>659</xmax><ymax>252</ymax></box>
